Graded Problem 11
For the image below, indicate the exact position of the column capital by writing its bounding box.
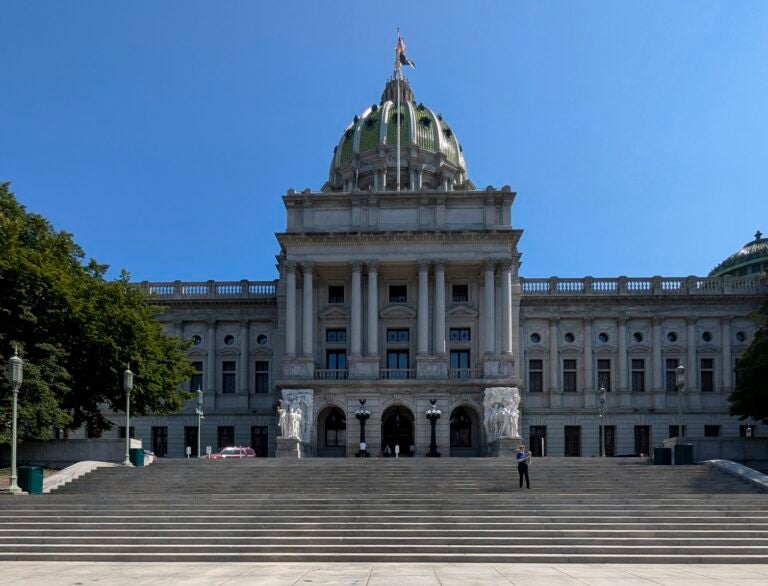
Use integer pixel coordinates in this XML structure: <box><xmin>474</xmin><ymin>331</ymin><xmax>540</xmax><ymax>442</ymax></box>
<box><xmin>239</xmin><ymin>319</ymin><xmax>249</xmax><ymax>328</ymax></box>
<box><xmin>417</xmin><ymin>259</ymin><xmax>432</xmax><ymax>271</ymax></box>
<box><xmin>433</xmin><ymin>259</ymin><xmax>447</xmax><ymax>271</ymax></box>
<box><xmin>301</xmin><ymin>261</ymin><xmax>314</xmax><ymax>273</ymax></box>
<box><xmin>548</xmin><ymin>317</ymin><xmax>560</xmax><ymax>326</ymax></box>
<box><xmin>207</xmin><ymin>319</ymin><xmax>217</xmax><ymax>330</ymax></box>
<box><xmin>686</xmin><ymin>316</ymin><xmax>698</xmax><ymax>326</ymax></box>
<box><xmin>617</xmin><ymin>313</ymin><xmax>628</xmax><ymax>325</ymax></box>
<box><xmin>652</xmin><ymin>316</ymin><xmax>664</xmax><ymax>325</ymax></box>
<box><xmin>483</xmin><ymin>258</ymin><xmax>497</xmax><ymax>272</ymax></box>
<box><xmin>283</xmin><ymin>260</ymin><xmax>297</xmax><ymax>273</ymax></box>
<box><xmin>366</xmin><ymin>260</ymin><xmax>379</xmax><ymax>272</ymax></box>
<box><xmin>721</xmin><ymin>315</ymin><xmax>733</xmax><ymax>324</ymax></box>
<box><xmin>349</xmin><ymin>260</ymin><xmax>363</xmax><ymax>272</ymax></box>
<box><xmin>499</xmin><ymin>258</ymin><xmax>515</xmax><ymax>272</ymax></box>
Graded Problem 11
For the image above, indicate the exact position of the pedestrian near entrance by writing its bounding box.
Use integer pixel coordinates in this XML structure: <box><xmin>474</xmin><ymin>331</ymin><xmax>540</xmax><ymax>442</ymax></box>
<box><xmin>516</xmin><ymin>444</ymin><xmax>531</xmax><ymax>489</ymax></box>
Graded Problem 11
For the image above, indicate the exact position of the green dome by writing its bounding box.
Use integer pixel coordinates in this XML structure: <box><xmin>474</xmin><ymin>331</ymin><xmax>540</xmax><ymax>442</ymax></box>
<box><xmin>324</xmin><ymin>78</ymin><xmax>472</xmax><ymax>192</ymax></box>
<box><xmin>709</xmin><ymin>230</ymin><xmax>768</xmax><ymax>277</ymax></box>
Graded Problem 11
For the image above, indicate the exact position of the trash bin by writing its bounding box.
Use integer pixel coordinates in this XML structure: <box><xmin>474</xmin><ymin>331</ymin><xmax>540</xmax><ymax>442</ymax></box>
<box><xmin>129</xmin><ymin>447</ymin><xmax>145</xmax><ymax>467</ymax></box>
<box><xmin>674</xmin><ymin>443</ymin><xmax>694</xmax><ymax>465</ymax></box>
<box><xmin>18</xmin><ymin>466</ymin><xmax>43</xmax><ymax>495</ymax></box>
<box><xmin>654</xmin><ymin>447</ymin><xmax>672</xmax><ymax>465</ymax></box>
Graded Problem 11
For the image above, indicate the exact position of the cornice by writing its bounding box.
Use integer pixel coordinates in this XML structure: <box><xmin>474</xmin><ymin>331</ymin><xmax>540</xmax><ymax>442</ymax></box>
<box><xmin>276</xmin><ymin>229</ymin><xmax>523</xmax><ymax>247</ymax></box>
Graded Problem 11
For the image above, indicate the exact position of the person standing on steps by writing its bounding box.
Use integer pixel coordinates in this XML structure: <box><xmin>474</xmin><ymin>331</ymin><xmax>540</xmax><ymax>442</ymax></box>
<box><xmin>516</xmin><ymin>444</ymin><xmax>531</xmax><ymax>489</ymax></box>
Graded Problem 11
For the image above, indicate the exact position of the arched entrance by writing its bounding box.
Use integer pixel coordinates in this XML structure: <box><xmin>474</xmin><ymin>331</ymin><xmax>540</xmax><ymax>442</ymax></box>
<box><xmin>316</xmin><ymin>406</ymin><xmax>347</xmax><ymax>457</ymax></box>
<box><xmin>450</xmin><ymin>406</ymin><xmax>481</xmax><ymax>457</ymax></box>
<box><xmin>380</xmin><ymin>405</ymin><xmax>414</xmax><ymax>457</ymax></box>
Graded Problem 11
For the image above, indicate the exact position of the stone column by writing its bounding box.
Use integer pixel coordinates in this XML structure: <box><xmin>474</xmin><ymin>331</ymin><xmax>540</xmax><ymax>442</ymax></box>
<box><xmin>434</xmin><ymin>260</ymin><xmax>446</xmax><ymax>355</ymax></box>
<box><xmin>302</xmin><ymin>262</ymin><xmax>314</xmax><ymax>357</ymax></box>
<box><xmin>687</xmin><ymin>318</ymin><xmax>697</xmax><ymax>390</ymax></box>
<box><xmin>583</xmin><ymin>318</ymin><xmax>593</xmax><ymax>391</ymax></box>
<box><xmin>500</xmin><ymin>260</ymin><xmax>513</xmax><ymax>355</ymax></box>
<box><xmin>367</xmin><ymin>261</ymin><xmax>379</xmax><ymax>356</ymax></box>
<box><xmin>721</xmin><ymin>317</ymin><xmax>732</xmax><ymax>391</ymax></box>
<box><xmin>549</xmin><ymin>318</ymin><xmax>559</xmax><ymax>391</ymax></box>
<box><xmin>206</xmin><ymin>320</ymin><xmax>217</xmax><ymax>394</ymax></box>
<box><xmin>417</xmin><ymin>260</ymin><xmax>430</xmax><ymax>355</ymax></box>
<box><xmin>350</xmin><ymin>261</ymin><xmax>362</xmax><ymax>356</ymax></box>
<box><xmin>617</xmin><ymin>316</ymin><xmax>628</xmax><ymax>391</ymax></box>
<box><xmin>652</xmin><ymin>317</ymin><xmax>663</xmax><ymax>390</ymax></box>
<box><xmin>239</xmin><ymin>320</ymin><xmax>249</xmax><ymax>394</ymax></box>
<box><xmin>483</xmin><ymin>259</ymin><xmax>496</xmax><ymax>355</ymax></box>
<box><xmin>285</xmin><ymin>262</ymin><xmax>297</xmax><ymax>356</ymax></box>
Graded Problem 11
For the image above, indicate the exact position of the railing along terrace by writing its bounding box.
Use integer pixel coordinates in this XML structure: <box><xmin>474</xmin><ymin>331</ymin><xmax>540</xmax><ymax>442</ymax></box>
<box><xmin>380</xmin><ymin>369</ymin><xmax>416</xmax><ymax>380</ymax></box>
<box><xmin>314</xmin><ymin>369</ymin><xmax>349</xmax><ymax>381</ymax></box>
<box><xmin>448</xmin><ymin>368</ymin><xmax>483</xmax><ymax>380</ymax></box>
<box><xmin>520</xmin><ymin>275</ymin><xmax>765</xmax><ymax>296</ymax></box>
<box><xmin>140</xmin><ymin>280</ymin><xmax>278</xmax><ymax>299</ymax></box>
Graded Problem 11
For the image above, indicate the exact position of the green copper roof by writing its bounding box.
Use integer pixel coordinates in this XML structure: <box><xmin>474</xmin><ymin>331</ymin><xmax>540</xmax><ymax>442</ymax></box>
<box><xmin>709</xmin><ymin>230</ymin><xmax>768</xmax><ymax>277</ymax></box>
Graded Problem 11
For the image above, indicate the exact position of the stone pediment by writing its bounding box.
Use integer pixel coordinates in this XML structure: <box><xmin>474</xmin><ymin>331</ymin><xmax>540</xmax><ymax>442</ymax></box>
<box><xmin>446</xmin><ymin>305</ymin><xmax>479</xmax><ymax>319</ymax></box>
<box><xmin>380</xmin><ymin>304</ymin><xmax>417</xmax><ymax>319</ymax></box>
<box><xmin>319</xmin><ymin>306</ymin><xmax>350</xmax><ymax>319</ymax></box>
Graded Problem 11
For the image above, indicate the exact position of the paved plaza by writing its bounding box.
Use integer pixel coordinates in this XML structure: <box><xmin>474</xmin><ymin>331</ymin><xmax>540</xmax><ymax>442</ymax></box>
<box><xmin>0</xmin><ymin>563</ymin><xmax>767</xmax><ymax>585</ymax></box>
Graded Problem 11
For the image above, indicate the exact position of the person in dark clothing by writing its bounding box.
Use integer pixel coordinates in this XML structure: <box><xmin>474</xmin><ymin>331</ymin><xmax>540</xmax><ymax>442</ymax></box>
<box><xmin>516</xmin><ymin>444</ymin><xmax>531</xmax><ymax>488</ymax></box>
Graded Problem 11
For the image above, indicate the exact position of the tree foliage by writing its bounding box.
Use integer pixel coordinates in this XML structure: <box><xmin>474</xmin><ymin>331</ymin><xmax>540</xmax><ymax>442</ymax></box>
<box><xmin>0</xmin><ymin>182</ymin><xmax>194</xmax><ymax>442</ymax></box>
<box><xmin>729</xmin><ymin>298</ymin><xmax>768</xmax><ymax>423</ymax></box>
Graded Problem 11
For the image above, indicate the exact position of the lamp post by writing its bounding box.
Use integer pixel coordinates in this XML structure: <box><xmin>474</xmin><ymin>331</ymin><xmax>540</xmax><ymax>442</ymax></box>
<box><xmin>6</xmin><ymin>347</ymin><xmax>23</xmax><ymax>494</ymax></box>
<box><xmin>597</xmin><ymin>386</ymin><xmax>607</xmax><ymax>458</ymax></box>
<box><xmin>426</xmin><ymin>399</ymin><xmax>442</xmax><ymax>457</ymax></box>
<box><xmin>675</xmin><ymin>364</ymin><xmax>686</xmax><ymax>439</ymax></box>
<box><xmin>196</xmin><ymin>388</ymin><xmax>204</xmax><ymax>458</ymax></box>
<box><xmin>122</xmin><ymin>367</ymin><xmax>133</xmax><ymax>466</ymax></box>
<box><xmin>355</xmin><ymin>399</ymin><xmax>370</xmax><ymax>457</ymax></box>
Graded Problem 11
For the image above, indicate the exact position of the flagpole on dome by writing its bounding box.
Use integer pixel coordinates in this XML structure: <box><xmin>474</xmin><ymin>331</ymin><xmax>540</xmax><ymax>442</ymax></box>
<box><xmin>395</xmin><ymin>28</ymin><xmax>402</xmax><ymax>192</ymax></box>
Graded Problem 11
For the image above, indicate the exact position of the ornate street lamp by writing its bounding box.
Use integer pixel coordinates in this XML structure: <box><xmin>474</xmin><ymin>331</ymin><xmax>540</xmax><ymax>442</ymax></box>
<box><xmin>675</xmin><ymin>364</ymin><xmax>686</xmax><ymax>439</ymax></box>
<box><xmin>122</xmin><ymin>367</ymin><xmax>134</xmax><ymax>466</ymax></box>
<box><xmin>426</xmin><ymin>399</ymin><xmax>442</xmax><ymax>458</ymax></box>
<box><xmin>196</xmin><ymin>388</ymin><xmax>204</xmax><ymax>458</ymax></box>
<box><xmin>6</xmin><ymin>347</ymin><xmax>23</xmax><ymax>494</ymax></box>
<box><xmin>597</xmin><ymin>386</ymin><xmax>607</xmax><ymax>458</ymax></box>
<box><xmin>355</xmin><ymin>399</ymin><xmax>370</xmax><ymax>457</ymax></box>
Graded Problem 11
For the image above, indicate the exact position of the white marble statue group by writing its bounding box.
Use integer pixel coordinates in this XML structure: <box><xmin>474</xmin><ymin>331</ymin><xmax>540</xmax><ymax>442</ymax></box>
<box><xmin>483</xmin><ymin>387</ymin><xmax>521</xmax><ymax>441</ymax></box>
<box><xmin>277</xmin><ymin>400</ymin><xmax>303</xmax><ymax>440</ymax></box>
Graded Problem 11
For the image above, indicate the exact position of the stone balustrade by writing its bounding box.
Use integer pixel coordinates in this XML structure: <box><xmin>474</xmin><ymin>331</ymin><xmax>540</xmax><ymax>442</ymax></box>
<box><xmin>520</xmin><ymin>275</ymin><xmax>765</xmax><ymax>296</ymax></box>
<box><xmin>140</xmin><ymin>280</ymin><xmax>278</xmax><ymax>300</ymax></box>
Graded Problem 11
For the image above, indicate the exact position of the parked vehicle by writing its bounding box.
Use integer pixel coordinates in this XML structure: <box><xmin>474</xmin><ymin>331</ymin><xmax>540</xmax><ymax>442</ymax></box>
<box><xmin>208</xmin><ymin>446</ymin><xmax>256</xmax><ymax>459</ymax></box>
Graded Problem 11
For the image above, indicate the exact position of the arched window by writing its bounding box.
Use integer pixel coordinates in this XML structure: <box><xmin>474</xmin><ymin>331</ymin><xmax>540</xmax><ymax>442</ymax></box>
<box><xmin>325</xmin><ymin>408</ymin><xmax>346</xmax><ymax>447</ymax></box>
<box><xmin>450</xmin><ymin>407</ymin><xmax>472</xmax><ymax>447</ymax></box>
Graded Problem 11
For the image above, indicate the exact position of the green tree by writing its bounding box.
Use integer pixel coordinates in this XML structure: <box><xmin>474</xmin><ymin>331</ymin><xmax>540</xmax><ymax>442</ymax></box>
<box><xmin>0</xmin><ymin>182</ymin><xmax>194</xmax><ymax>442</ymax></box>
<box><xmin>729</xmin><ymin>298</ymin><xmax>768</xmax><ymax>423</ymax></box>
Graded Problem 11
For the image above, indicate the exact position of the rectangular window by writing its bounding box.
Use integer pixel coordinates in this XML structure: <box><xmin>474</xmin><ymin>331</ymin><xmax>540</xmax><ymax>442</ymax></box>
<box><xmin>389</xmin><ymin>285</ymin><xmax>407</xmax><ymax>303</ymax></box>
<box><xmin>597</xmin><ymin>359</ymin><xmax>611</xmax><ymax>391</ymax></box>
<box><xmin>328</xmin><ymin>285</ymin><xmax>344</xmax><ymax>304</ymax></box>
<box><xmin>255</xmin><ymin>361</ymin><xmax>270</xmax><ymax>394</ymax></box>
<box><xmin>184</xmin><ymin>426</ymin><xmax>198</xmax><ymax>457</ymax></box>
<box><xmin>222</xmin><ymin>361</ymin><xmax>236</xmax><ymax>394</ymax></box>
<box><xmin>326</xmin><ymin>328</ymin><xmax>347</xmax><ymax>343</ymax></box>
<box><xmin>451</xmin><ymin>284</ymin><xmax>469</xmax><ymax>302</ymax></box>
<box><xmin>665</xmin><ymin>358</ymin><xmax>680</xmax><ymax>392</ymax></box>
<box><xmin>386</xmin><ymin>328</ymin><xmax>410</xmax><ymax>343</ymax></box>
<box><xmin>450</xmin><ymin>350</ymin><xmax>471</xmax><ymax>378</ymax></box>
<box><xmin>449</xmin><ymin>328</ymin><xmax>471</xmax><ymax>342</ymax></box>
<box><xmin>631</xmin><ymin>359</ymin><xmax>645</xmax><ymax>392</ymax></box>
<box><xmin>326</xmin><ymin>350</ymin><xmax>347</xmax><ymax>370</ymax></box>
<box><xmin>563</xmin><ymin>359</ymin><xmax>577</xmax><ymax>392</ymax></box>
<box><xmin>118</xmin><ymin>426</ymin><xmax>135</xmax><ymax>439</ymax></box>
<box><xmin>528</xmin><ymin>359</ymin><xmax>544</xmax><ymax>393</ymax></box>
<box><xmin>704</xmin><ymin>425</ymin><xmax>720</xmax><ymax>437</ymax></box>
<box><xmin>669</xmin><ymin>425</ymin><xmax>687</xmax><ymax>438</ymax></box>
<box><xmin>251</xmin><ymin>426</ymin><xmax>269</xmax><ymax>457</ymax></box>
<box><xmin>217</xmin><ymin>426</ymin><xmax>235</xmax><ymax>449</ymax></box>
<box><xmin>151</xmin><ymin>426</ymin><xmax>168</xmax><ymax>457</ymax></box>
<box><xmin>190</xmin><ymin>361</ymin><xmax>203</xmax><ymax>393</ymax></box>
<box><xmin>385</xmin><ymin>350</ymin><xmax>410</xmax><ymax>379</ymax></box>
<box><xmin>700</xmin><ymin>358</ymin><xmax>715</xmax><ymax>392</ymax></box>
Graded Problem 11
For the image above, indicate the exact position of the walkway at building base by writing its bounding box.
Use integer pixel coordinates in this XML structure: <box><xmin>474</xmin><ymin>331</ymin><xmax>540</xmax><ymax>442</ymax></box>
<box><xmin>1</xmin><ymin>458</ymin><xmax>767</xmax><ymax>563</ymax></box>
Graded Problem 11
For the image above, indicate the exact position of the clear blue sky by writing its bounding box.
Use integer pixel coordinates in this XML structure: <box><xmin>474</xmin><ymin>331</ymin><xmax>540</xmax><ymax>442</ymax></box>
<box><xmin>2</xmin><ymin>1</ymin><xmax>766</xmax><ymax>282</ymax></box>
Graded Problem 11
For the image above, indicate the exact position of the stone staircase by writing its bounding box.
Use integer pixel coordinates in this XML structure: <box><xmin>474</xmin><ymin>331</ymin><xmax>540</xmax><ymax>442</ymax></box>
<box><xmin>1</xmin><ymin>457</ymin><xmax>767</xmax><ymax>563</ymax></box>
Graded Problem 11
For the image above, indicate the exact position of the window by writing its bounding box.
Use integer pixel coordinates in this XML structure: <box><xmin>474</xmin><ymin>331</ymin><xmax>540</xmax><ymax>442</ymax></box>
<box><xmin>530</xmin><ymin>333</ymin><xmax>541</xmax><ymax>344</ymax></box>
<box><xmin>451</xmin><ymin>284</ymin><xmax>468</xmax><ymax>302</ymax></box>
<box><xmin>564</xmin><ymin>332</ymin><xmax>575</xmax><ymax>343</ymax></box>
<box><xmin>449</xmin><ymin>328</ymin><xmax>471</xmax><ymax>342</ymax></box>
<box><xmin>324</xmin><ymin>409</ymin><xmax>346</xmax><ymax>447</ymax></box>
<box><xmin>224</xmin><ymin>335</ymin><xmax>234</xmax><ymax>345</ymax></box>
<box><xmin>597</xmin><ymin>359</ymin><xmax>611</xmax><ymax>391</ymax></box>
<box><xmin>665</xmin><ymin>358</ymin><xmax>680</xmax><ymax>392</ymax></box>
<box><xmin>118</xmin><ymin>426</ymin><xmax>135</xmax><ymax>439</ymax></box>
<box><xmin>564</xmin><ymin>426</ymin><xmax>581</xmax><ymax>457</ymax></box>
<box><xmin>385</xmin><ymin>350</ymin><xmax>410</xmax><ymax>378</ymax></box>
<box><xmin>328</xmin><ymin>285</ymin><xmax>344</xmax><ymax>304</ymax></box>
<box><xmin>255</xmin><ymin>361</ymin><xmax>270</xmax><ymax>394</ymax></box>
<box><xmin>528</xmin><ymin>359</ymin><xmax>544</xmax><ymax>392</ymax></box>
<box><xmin>257</xmin><ymin>334</ymin><xmax>268</xmax><ymax>346</ymax></box>
<box><xmin>631</xmin><ymin>359</ymin><xmax>645</xmax><ymax>392</ymax></box>
<box><xmin>191</xmin><ymin>335</ymin><xmax>202</xmax><ymax>345</ymax></box>
<box><xmin>190</xmin><ymin>361</ymin><xmax>203</xmax><ymax>393</ymax></box>
<box><xmin>251</xmin><ymin>426</ymin><xmax>269</xmax><ymax>457</ymax></box>
<box><xmin>326</xmin><ymin>350</ymin><xmax>347</xmax><ymax>370</ymax></box>
<box><xmin>86</xmin><ymin>423</ymin><xmax>102</xmax><ymax>439</ymax></box>
<box><xmin>450</xmin><ymin>350</ymin><xmax>471</xmax><ymax>378</ymax></box>
<box><xmin>326</xmin><ymin>329</ymin><xmax>347</xmax><ymax>343</ymax></box>
<box><xmin>633</xmin><ymin>332</ymin><xmax>643</xmax><ymax>343</ymax></box>
<box><xmin>669</xmin><ymin>425</ymin><xmax>687</xmax><ymax>438</ymax></box>
<box><xmin>704</xmin><ymin>425</ymin><xmax>720</xmax><ymax>437</ymax></box>
<box><xmin>184</xmin><ymin>426</ymin><xmax>198</xmax><ymax>457</ymax></box>
<box><xmin>736</xmin><ymin>331</ymin><xmax>747</xmax><ymax>342</ymax></box>
<box><xmin>450</xmin><ymin>408</ymin><xmax>472</xmax><ymax>447</ymax></box>
<box><xmin>702</xmin><ymin>331</ymin><xmax>712</xmax><ymax>343</ymax></box>
<box><xmin>634</xmin><ymin>425</ymin><xmax>650</xmax><ymax>455</ymax></box>
<box><xmin>563</xmin><ymin>359</ymin><xmax>577</xmax><ymax>392</ymax></box>
<box><xmin>667</xmin><ymin>331</ymin><xmax>678</xmax><ymax>343</ymax></box>
<box><xmin>389</xmin><ymin>285</ymin><xmax>407</xmax><ymax>303</ymax></box>
<box><xmin>217</xmin><ymin>426</ymin><xmax>235</xmax><ymax>449</ymax></box>
<box><xmin>222</xmin><ymin>361</ymin><xmax>236</xmax><ymax>394</ymax></box>
<box><xmin>598</xmin><ymin>332</ymin><xmax>609</xmax><ymax>343</ymax></box>
<box><xmin>700</xmin><ymin>358</ymin><xmax>714</xmax><ymax>392</ymax></box>
<box><xmin>386</xmin><ymin>328</ymin><xmax>410</xmax><ymax>343</ymax></box>
<box><xmin>151</xmin><ymin>426</ymin><xmax>168</xmax><ymax>457</ymax></box>
<box><xmin>530</xmin><ymin>426</ymin><xmax>547</xmax><ymax>457</ymax></box>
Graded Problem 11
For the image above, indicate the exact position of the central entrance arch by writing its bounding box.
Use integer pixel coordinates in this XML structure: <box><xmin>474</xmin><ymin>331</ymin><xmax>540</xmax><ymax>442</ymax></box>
<box><xmin>380</xmin><ymin>405</ymin><xmax>414</xmax><ymax>457</ymax></box>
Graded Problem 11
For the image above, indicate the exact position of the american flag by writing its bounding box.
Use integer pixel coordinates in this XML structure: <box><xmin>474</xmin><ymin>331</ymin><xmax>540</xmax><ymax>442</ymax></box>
<box><xmin>396</xmin><ymin>34</ymin><xmax>416</xmax><ymax>69</ymax></box>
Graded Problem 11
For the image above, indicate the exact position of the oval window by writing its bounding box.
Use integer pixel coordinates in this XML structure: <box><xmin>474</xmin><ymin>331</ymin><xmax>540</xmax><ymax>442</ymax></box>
<box><xmin>530</xmin><ymin>333</ymin><xmax>541</xmax><ymax>344</ymax></box>
<box><xmin>564</xmin><ymin>332</ymin><xmax>575</xmax><ymax>343</ymax></box>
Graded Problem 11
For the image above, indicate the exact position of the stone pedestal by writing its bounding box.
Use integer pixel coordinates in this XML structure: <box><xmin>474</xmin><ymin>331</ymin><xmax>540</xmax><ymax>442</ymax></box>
<box><xmin>416</xmin><ymin>355</ymin><xmax>447</xmax><ymax>379</ymax></box>
<box><xmin>349</xmin><ymin>356</ymin><xmax>380</xmax><ymax>379</ymax></box>
<box><xmin>276</xmin><ymin>437</ymin><xmax>307</xmax><ymax>458</ymax></box>
<box><xmin>488</xmin><ymin>437</ymin><xmax>521</xmax><ymax>457</ymax></box>
<box><xmin>282</xmin><ymin>356</ymin><xmax>314</xmax><ymax>380</ymax></box>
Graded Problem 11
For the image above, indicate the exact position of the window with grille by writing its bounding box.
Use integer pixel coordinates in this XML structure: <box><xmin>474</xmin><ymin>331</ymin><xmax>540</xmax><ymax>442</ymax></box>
<box><xmin>665</xmin><ymin>358</ymin><xmax>680</xmax><ymax>392</ymax></box>
<box><xmin>255</xmin><ymin>361</ymin><xmax>269</xmax><ymax>394</ymax></box>
<box><xmin>326</xmin><ymin>329</ymin><xmax>347</xmax><ymax>343</ymax></box>
<box><xmin>563</xmin><ymin>359</ymin><xmax>577</xmax><ymax>392</ymax></box>
<box><xmin>386</xmin><ymin>329</ymin><xmax>410</xmax><ymax>343</ymax></box>
<box><xmin>326</xmin><ymin>350</ymin><xmax>347</xmax><ymax>370</ymax></box>
<box><xmin>449</xmin><ymin>328</ymin><xmax>471</xmax><ymax>342</ymax></box>
<box><xmin>222</xmin><ymin>361</ymin><xmax>236</xmax><ymax>394</ymax></box>
<box><xmin>631</xmin><ymin>359</ymin><xmax>645</xmax><ymax>392</ymax></box>
<box><xmin>704</xmin><ymin>425</ymin><xmax>720</xmax><ymax>437</ymax></box>
<box><xmin>451</xmin><ymin>284</ymin><xmax>468</xmax><ymax>302</ymax></box>
<box><xmin>328</xmin><ymin>285</ymin><xmax>344</xmax><ymax>304</ymax></box>
<box><xmin>389</xmin><ymin>285</ymin><xmax>407</xmax><ymax>303</ymax></box>
<box><xmin>217</xmin><ymin>426</ymin><xmax>234</xmax><ymax>449</ymax></box>
<box><xmin>528</xmin><ymin>359</ymin><xmax>543</xmax><ymax>392</ymax></box>
<box><xmin>597</xmin><ymin>359</ymin><xmax>611</xmax><ymax>391</ymax></box>
<box><xmin>669</xmin><ymin>425</ymin><xmax>687</xmax><ymax>438</ymax></box>
<box><xmin>700</xmin><ymin>358</ymin><xmax>714</xmax><ymax>392</ymax></box>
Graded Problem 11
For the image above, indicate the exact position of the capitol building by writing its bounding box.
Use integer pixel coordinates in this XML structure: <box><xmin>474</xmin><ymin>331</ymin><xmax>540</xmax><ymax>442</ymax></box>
<box><xmin>104</xmin><ymin>74</ymin><xmax>767</xmax><ymax>459</ymax></box>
